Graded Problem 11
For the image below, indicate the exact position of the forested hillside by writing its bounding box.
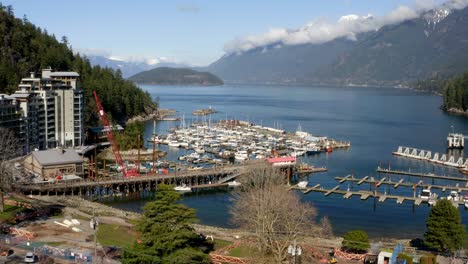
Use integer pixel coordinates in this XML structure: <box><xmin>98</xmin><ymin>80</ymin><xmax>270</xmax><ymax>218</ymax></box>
<box><xmin>0</xmin><ymin>4</ymin><xmax>156</xmax><ymax>125</ymax></box>
<box><xmin>129</xmin><ymin>67</ymin><xmax>223</xmax><ymax>86</ymax></box>
<box><xmin>442</xmin><ymin>72</ymin><xmax>468</xmax><ymax>113</ymax></box>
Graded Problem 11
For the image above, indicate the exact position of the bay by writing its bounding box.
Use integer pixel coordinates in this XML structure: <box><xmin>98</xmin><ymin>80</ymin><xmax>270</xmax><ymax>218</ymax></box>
<box><xmin>112</xmin><ymin>84</ymin><xmax>468</xmax><ymax>238</ymax></box>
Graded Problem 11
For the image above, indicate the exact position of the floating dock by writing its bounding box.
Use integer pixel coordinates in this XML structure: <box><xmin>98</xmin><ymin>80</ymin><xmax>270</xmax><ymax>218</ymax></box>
<box><xmin>392</xmin><ymin>146</ymin><xmax>467</xmax><ymax>169</ymax></box>
<box><xmin>376</xmin><ymin>167</ymin><xmax>468</xmax><ymax>182</ymax></box>
<box><xmin>295</xmin><ymin>184</ymin><xmax>464</xmax><ymax>206</ymax></box>
<box><xmin>335</xmin><ymin>176</ymin><xmax>468</xmax><ymax>192</ymax></box>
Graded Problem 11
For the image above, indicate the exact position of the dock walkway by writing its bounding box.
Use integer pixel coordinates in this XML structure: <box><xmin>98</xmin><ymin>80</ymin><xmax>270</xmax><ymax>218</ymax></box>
<box><xmin>295</xmin><ymin>185</ymin><xmax>464</xmax><ymax>206</ymax></box>
<box><xmin>335</xmin><ymin>176</ymin><xmax>468</xmax><ymax>192</ymax></box>
<box><xmin>376</xmin><ymin>167</ymin><xmax>468</xmax><ymax>182</ymax></box>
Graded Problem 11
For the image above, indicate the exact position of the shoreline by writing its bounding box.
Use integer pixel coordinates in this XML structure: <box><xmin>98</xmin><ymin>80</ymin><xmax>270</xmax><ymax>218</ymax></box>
<box><xmin>446</xmin><ymin>107</ymin><xmax>468</xmax><ymax>117</ymax></box>
<box><xmin>29</xmin><ymin>195</ymin><xmax>414</xmax><ymax>243</ymax></box>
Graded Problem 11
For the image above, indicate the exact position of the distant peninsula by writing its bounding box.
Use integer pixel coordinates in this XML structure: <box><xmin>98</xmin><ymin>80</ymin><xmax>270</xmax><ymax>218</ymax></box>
<box><xmin>128</xmin><ymin>67</ymin><xmax>224</xmax><ymax>86</ymax></box>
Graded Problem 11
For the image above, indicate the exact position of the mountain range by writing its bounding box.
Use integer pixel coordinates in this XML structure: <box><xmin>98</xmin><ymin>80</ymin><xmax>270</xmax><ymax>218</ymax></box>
<box><xmin>205</xmin><ymin>6</ymin><xmax>468</xmax><ymax>87</ymax></box>
<box><xmin>86</xmin><ymin>55</ymin><xmax>189</xmax><ymax>78</ymax></box>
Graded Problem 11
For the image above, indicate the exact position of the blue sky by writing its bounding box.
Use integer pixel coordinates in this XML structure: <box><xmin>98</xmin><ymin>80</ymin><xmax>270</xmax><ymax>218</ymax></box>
<box><xmin>3</xmin><ymin>0</ymin><xmax>446</xmax><ymax>65</ymax></box>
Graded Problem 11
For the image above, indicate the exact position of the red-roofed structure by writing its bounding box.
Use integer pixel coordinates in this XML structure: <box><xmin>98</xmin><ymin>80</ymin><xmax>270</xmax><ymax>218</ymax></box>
<box><xmin>267</xmin><ymin>156</ymin><xmax>296</xmax><ymax>164</ymax></box>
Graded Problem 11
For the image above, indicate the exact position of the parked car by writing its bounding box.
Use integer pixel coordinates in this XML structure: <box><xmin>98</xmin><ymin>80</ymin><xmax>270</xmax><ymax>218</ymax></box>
<box><xmin>24</xmin><ymin>252</ymin><xmax>36</xmax><ymax>263</ymax></box>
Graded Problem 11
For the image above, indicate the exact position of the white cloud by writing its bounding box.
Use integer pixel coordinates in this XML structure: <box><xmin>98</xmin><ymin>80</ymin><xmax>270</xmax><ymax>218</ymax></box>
<box><xmin>224</xmin><ymin>0</ymin><xmax>468</xmax><ymax>54</ymax></box>
<box><xmin>75</xmin><ymin>48</ymin><xmax>111</xmax><ymax>57</ymax></box>
<box><xmin>76</xmin><ymin>48</ymin><xmax>180</xmax><ymax>65</ymax></box>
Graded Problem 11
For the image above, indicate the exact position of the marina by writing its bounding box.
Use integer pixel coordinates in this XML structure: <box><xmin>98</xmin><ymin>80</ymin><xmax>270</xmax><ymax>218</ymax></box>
<box><xmin>124</xmin><ymin>84</ymin><xmax>468</xmax><ymax>237</ymax></box>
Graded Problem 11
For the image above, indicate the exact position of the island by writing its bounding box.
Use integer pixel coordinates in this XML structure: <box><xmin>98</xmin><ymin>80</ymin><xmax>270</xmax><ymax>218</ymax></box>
<box><xmin>128</xmin><ymin>67</ymin><xmax>224</xmax><ymax>86</ymax></box>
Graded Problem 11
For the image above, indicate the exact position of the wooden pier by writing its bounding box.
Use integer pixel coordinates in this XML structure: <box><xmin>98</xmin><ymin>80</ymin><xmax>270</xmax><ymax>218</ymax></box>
<box><xmin>15</xmin><ymin>166</ymin><xmax>245</xmax><ymax>196</ymax></box>
<box><xmin>376</xmin><ymin>167</ymin><xmax>468</xmax><ymax>182</ymax></box>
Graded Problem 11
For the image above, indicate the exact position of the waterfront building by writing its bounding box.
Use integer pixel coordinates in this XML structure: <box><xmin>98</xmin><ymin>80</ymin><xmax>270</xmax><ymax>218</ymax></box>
<box><xmin>23</xmin><ymin>148</ymin><xmax>84</xmax><ymax>180</ymax></box>
<box><xmin>1</xmin><ymin>68</ymin><xmax>85</xmax><ymax>153</ymax></box>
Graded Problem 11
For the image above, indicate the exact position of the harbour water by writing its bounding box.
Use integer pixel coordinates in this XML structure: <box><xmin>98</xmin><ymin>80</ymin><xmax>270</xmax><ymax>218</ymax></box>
<box><xmin>112</xmin><ymin>84</ymin><xmax>468</xmax><ymax>238</ymax></box>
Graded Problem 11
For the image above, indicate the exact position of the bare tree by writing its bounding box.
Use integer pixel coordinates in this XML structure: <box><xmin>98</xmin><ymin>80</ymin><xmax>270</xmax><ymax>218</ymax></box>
<box><xmin>0</xmin><ymin>128</ymin><xmax>20</xmax><ymax>212</ymax></box>
<box><xmin>320</xmin><ymin>216</ymin><xmax>334</xmax><ymax>239</ymax></box>
<box><xmin>231</xmin><ymin>163</ymin><xmax>318</xmax><ymax>263</ymax></box>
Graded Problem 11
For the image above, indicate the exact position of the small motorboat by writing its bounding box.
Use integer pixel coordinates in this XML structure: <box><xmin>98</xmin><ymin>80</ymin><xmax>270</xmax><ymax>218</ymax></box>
<box><xmin>227</xmin><ymin>181</ymin><xmax>241</xmax><ymax>187</ymax></box>
<box><xmin>447</xmin><ymin>191</ymin><xmax>460</xmax><ymax>202</ymax></box>
<box><xmin>464</xmin><ymin>194</ymin><xmax>468</xmax><ymax>209</ymax></box>
<box><xmin>419</xmin><ymin>189</ymin><xmax>432</xmax><ymax>202</ymax></box>
<box><xmin>174</xmin><ymin>184</ymin><xmax>192</xmax><ymax>192</ymax></box>
<box><xmin>297</xmin><ymin>181</ymin><xmax>308</xmax><ymax>189</ymax></box>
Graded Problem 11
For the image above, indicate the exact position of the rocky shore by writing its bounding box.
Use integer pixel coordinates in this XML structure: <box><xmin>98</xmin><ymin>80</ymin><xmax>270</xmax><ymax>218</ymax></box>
<box><xmin>446</xmin><ymin>107</ymin><xmax>468</xmax><ymax>116</ymax></box>
<box><xmin>127</xmin><ymin>108</ymin><xmax>177</xmax><ymax>124</ymax></box>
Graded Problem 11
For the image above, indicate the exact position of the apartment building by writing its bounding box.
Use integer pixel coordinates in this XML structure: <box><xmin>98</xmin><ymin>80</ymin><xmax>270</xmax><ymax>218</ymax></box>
<box><xmin>0</xmin><ymin>68</ymin><xmax>85</xmax><ymax>154</ymax></box>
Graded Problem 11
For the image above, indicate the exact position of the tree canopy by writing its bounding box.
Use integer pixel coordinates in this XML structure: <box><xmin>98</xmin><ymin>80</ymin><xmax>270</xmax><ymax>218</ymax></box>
<box><xmin>442</xmin><ymin>72</ymin><xmax>468</xmax><ymax>112</ymax></box>
<box><xmin>231</xmin><ymin>164</ymin><xmax>317</xmax><ymax>263</ymax></box>
<box><xmin>123</xmin><ymin>184</ymin><xmax>210</xmax><ymax>264</ymax></box>
<box><xmin>342</xmin><ymin>230</ymin><xmax>370</xmax><ymax>254</ymax></box>
<box><xmin>0</xmin><ymin>4</ymin><xmax>156</xmax><ymax>126</ymax></box>
<box><xmin>424</xmin><ymin>199</ymin><xmax>466</xmax><ymax>254</ymax></box>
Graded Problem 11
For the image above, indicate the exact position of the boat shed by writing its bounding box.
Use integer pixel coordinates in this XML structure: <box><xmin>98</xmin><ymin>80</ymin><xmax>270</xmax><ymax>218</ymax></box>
<box><xmin>23</xmin><ymin>149</ymin><xmax>84</xmax><ymax>180</ymax></box>
<box><xmin>267</xmin><ymin>156</ymin><xmax>296</xmax><ymax>167</ymax></box>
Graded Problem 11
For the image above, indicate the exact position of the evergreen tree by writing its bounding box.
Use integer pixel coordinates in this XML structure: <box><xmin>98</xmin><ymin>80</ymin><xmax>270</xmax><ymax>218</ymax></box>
<box><xmin>424</xmin><ymin>199</ymin><xmax>466</xmax><ymax>254</ymax></box>
<box><xmin>123</xmin><ymin>184</ymin><xmax>210</xmax><ymax>264</ymax></box>
<box><xmin>342</xmin><ymin>230</ymin><xmax>370</xmax><ymax>254</ymax></box>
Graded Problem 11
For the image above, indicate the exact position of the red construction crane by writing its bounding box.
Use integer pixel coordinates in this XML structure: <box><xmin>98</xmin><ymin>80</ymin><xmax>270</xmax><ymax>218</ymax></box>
<box><xmin>93</xmin><ymin>91</ymin><xmax>139</xmax><ymax>178</ymax></box>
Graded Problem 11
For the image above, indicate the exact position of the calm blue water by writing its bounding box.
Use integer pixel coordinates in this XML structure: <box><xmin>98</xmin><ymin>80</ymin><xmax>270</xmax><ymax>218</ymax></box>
<box><xmin>113</xmin><ymin>84</ymin><xmax>468</xmax><ymax>238</ymax></box>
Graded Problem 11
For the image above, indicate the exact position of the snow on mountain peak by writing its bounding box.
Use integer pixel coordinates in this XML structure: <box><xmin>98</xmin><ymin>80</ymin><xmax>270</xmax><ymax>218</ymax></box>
<box><xmin>423</xmin><ymin>8</ymin><xmax>450</xmax><ymax>28</ymax></box>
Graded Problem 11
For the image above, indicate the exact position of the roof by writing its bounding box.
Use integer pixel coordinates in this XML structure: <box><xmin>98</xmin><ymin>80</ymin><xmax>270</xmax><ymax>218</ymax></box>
<box><xmin>49</xmin><ymin>72</ymin><xmax>79</xmax><ymax>77</ymax></box>
<box><xmin>267</xmin><ymin>156</ymin><xmax>296</xmax><ymax>164</ymax></box>
<box><xmin>31</xmin><ymin>149</ymin><xmax>83</xmax><ymax>166</ymax></box>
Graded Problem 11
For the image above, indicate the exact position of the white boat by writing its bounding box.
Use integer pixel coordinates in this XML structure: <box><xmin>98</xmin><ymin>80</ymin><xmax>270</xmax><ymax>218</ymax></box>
<box><xmin>168</xmin><ymin>141</ymin><xmax>180</xmax><ymax>147</ymax></box>
<box><xmin>188</xmin><ymin>152</ymin><xmax>200</xmax><ymax>159</ymax></box>
<box><xmin>419</xmin><ymin>189</ymin><xmax>432</xmax><ymax>202</ymax></box>
<box><xmin>235</xmin><ymin>150</ymin><xmax>249</xmax><ymax>161</ymax></box>
<box><xmin>447</xmin><ymin>191</ymin><xmax>460</xmax><ymax>202</ymax></box>
<box><xmin>195</xmin><ymin>147</ymin><xmax>206</xmax><ymax>154</ymax></box>
<box><xmin>297</xmin><ymin>181</ymin><xmax>308</xmax><ymax>189</ymax></box>
<box><xmin>464</xmin><ymin>194</ymin><xmax>468</xmax><ymax>209</ymax></box>
<box><xmin>227</xmin><ymin>181</ymin><xmax>241</xmax><ymax>187</ymax></box>
<box><xmin>174</xmin><ymin>184</ymin><xmax>192</xmax><ymax>192</ymax></box>
<box><xmin>151</xmin><ymin>135</ymin><xmax>162</xmax><ymax>144</ymax></box>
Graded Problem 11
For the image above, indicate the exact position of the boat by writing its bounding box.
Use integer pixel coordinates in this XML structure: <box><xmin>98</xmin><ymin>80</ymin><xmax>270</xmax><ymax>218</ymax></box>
<box><xmin>447</xmin><ymin>191</ymin><xmax>460</xmax><ymax>202</ymax></box>
<box><xmin>297</xmin><ymin>181</ymin><xmax>308</xmax><ymax>189</ymax></box>
<box><xmin>419</xmin><ymin>189</ymin><xmax>432</xmax><ymax>202</ymax></box>
<box><xmin>195</xmin><ymin>147</ymin><xmax>206</xmax><ymax>154</ymax></box>
<box><xmin>227</xmin><ymin>181</ymin><xmax>241</xmax><ymax>187</ymax></box>
<box><xmin>306</xmin><ymin>145</ymin><xmax>321</xmax><ymax>155</ymax></box>
<box><xmin>168</xmin><ymin>141</ymin><xmax>180</xmax><ymax>147</ymax></box>
<box><xmin>187</xmin><ymin>166</ymin><xmax>203</xmax><ymax>171</ymax></box>
<box><xmin>150</xmin><ymin>135</ymin><xmax>162</xmax><ymax>144</ymax></box>
<box><xmin>464</xmin><ymin>194</ymin><xmax>468</xmax><ymax>209</ymax></box>
<box><xmin>326</xmin><ymin>145</ymin><xmax>333</xmax><ymax>153</ymax></box>
<box><xmin>174</xmin><ymin>184</ymin><xmax>192</xmax><ymax>192</ymax></box>
<box><xmin>235</xmin><ymin>150</ymin><xmax>249</xmax><ymax>161</ymax></box>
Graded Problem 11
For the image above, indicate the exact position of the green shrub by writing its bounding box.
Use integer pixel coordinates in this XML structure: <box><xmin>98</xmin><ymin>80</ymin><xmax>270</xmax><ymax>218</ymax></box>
<box><xmin>397</xmin><ymin>253</ymin><xmax>413</xmax><ymax>264</ymax></box>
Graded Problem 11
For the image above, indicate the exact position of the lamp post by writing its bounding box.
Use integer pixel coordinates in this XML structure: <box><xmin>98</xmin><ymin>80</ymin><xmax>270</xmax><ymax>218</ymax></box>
<box><xmin>288</xmin><ymin>239</ymin><xmax>302</xmax><ymax>264</ymax></box>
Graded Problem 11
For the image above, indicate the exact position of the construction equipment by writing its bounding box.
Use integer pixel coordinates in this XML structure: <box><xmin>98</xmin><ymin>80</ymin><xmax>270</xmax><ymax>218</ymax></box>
<box><xmin>92</xmin><ymin>91</ymin><xmax>139</xmax><ymax>178</ymax></box>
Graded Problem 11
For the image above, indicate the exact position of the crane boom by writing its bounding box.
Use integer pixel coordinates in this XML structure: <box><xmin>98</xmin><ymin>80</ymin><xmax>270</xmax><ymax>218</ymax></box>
<box><xmin>93</xmin><ymin>91</ymin><xmax>138</xmax><ymax>178</ymax></box>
